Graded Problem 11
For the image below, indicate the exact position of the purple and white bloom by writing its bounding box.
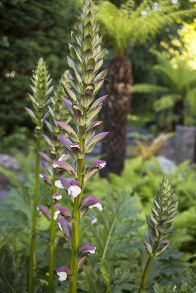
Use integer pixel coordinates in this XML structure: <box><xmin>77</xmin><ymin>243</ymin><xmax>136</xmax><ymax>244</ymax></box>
<box><xmin>55</xmin><ymin>177</ymin><xmax>81</xmax><ymax>198</ymax></box>
<box><xmin>78</xmin><ymin>243</ymin><xmax>96</xmax><ymax>257</ymax></box>
<box><xmin>56</xmin><ymin>266</ymin><xmax>72</xmax><ymax>281</ymax></box>
<box><xmin>53</xmin><ymin>161</ymin><xmax>76</xmax><ymax>176</ymax></box>
<box><xmin>52</xmin><ymin>193</ymin><xmax>62</xmax><ymax>201</ymax></box>
<box><xmin>37</xmin><ymin>205</ymin><xmax>51</xmax><ymax>220</ymax></box>
<box><xmin>58</xmin><ymin>218</ymin><xmax>72</xmax><ymax>243</ymax></box>
<box><xmin>39</xmin><ymin>173</ymin><xmax>52</xmax><ymax>185</ymax></box>
<box><xmin>54</xmin><ymin>205</ymin><xmax>73</xmax><ymax>222</ymax></box>
<box><xmin>86</xmin><ymin>160</ymin><xmax>106</xmax><ymax>170</ymax></box>
<box><xmin>81</xmin><ymin>196</ymin><xmax>102</xmax><ymax>211</ymax></box>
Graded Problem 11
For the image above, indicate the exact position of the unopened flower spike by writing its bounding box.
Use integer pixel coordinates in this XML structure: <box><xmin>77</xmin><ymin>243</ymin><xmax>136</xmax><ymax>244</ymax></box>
<box><xmin>139</xmin><ymin>177</ymin><xmax>178</xmax><ymax>293</ymax></box>
<box><xmin>27</xmin><ymin>58</ymin><xmax>53</xmax><ymax>292</ymax></box>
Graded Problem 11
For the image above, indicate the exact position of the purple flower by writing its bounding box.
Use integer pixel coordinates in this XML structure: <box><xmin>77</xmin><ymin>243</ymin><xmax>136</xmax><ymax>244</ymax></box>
<box><xmin>59</xmin><ymin>136</ymin><xmax>72</xmax><ymax>152</ymax></box>
<box><xmin>39</xmin><ymin>173</ymin><xmax>52</xmax><ymax>185</ymax></box>
<box><xmin>86</xmin><ymin>160</ymin><xmax>106</xmax><ymax>170</ymax></box>
<box><xmin>53</xmin><ymin>161</ymin><xmax>76</xmax><ymax>176</ymax></box>
<box><xmin>54</xmin><ymin>205</ymin><xmax>73</xmax><ymax>222</ymax></box>
<box><xmin>58</xmin><ymin>218</ymin><xmax>72</xmax><ymax>243</ymax></box>
<box><xmin>78</xmin><ymin>243</ymin><xmax>96</xmax><ymax>257</ymax></box>
<box><xmin>55</xmin><ymin>177</ymin><xmax>81</xmax><ymax>198</ymax></box>
<box><xmin>38</xmin><ymin>152</ymin><xmax>51</xmax><ymax>162</ymax></box>
<box><xmin>81</xmin><ymin>196</ymin><xmax>102</xmax><ymax>211</ymax></box>
<box><xmin>56</xmin><ymin>266</ymin><xmax>72</xmax><ymax>281</ymax></box>
<box><xmin>37</xmin><ymin>205</ymin><xmax>51</xmax><ymax>220</ymax></box>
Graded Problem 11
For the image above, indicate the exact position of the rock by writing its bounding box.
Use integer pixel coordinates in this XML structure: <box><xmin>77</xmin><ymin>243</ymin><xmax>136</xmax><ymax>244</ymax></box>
<box><xmin>159</xmin><ymin>136</ymin><xmax>175</xmax><ymax>161</ymax></box>
<box><xmin>0</xmin><ymin>153</ymin><xmax>20</xmax><ymax>170</ymax></box>
<box><xmin>156</xmin><ymin>156</ymin><xmax>176</xmax><ymax>174</ymax></box>
<box><xmin>175</xmin><ymin>126</ymin><xmax>196</xmax><ymax>164</ymax></box>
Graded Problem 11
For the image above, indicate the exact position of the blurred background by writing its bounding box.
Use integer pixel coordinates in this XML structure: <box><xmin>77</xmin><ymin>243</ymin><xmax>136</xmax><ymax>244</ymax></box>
<box><xmin>1</xmin><ymin>0</ymin><xmax>196</xmax><ymax>292</ymax></box>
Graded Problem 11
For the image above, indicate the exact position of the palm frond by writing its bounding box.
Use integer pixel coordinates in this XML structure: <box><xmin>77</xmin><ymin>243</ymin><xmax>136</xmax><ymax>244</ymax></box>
<box><xmin>96</xmin><ymin>0</ymin><xmax>196</xmax><ymax>55</ymax></box>
<box><xmin>132</xmin><ymin>84</ymin><xmax>168</xmax><ymax>94</ymax></box>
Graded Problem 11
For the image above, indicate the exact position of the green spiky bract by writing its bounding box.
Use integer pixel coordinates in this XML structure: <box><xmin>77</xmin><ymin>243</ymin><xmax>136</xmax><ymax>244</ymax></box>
<box><xmin>27</xmin><ymin>58</ymin><xmax>52</xmax><ymax>292</ymax></box>
<box><xmin>138</xmin><ymin>177</ymin><xmax>178</xmax><ymax>293</ymax></box>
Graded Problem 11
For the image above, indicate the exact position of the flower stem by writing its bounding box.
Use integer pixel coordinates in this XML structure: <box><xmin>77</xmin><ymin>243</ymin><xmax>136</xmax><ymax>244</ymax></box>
<box><xmin>28</xmin><ymin>135</ymin><xmax>41</xmax><ymax>292</ymax></box>
<box><xmin>48</xmin><ymin>170</ymin><xmax>58</xmax><ymax>293</ymax></box>
<box><xmin>138</xmin><ymin>255</ymin><xmax>154</xmax><ymax>293</ymax></box>
<box><xmin>69</xmin><ymin>127</ymin><xmax>85</xmax><ymax>293</ymax></box>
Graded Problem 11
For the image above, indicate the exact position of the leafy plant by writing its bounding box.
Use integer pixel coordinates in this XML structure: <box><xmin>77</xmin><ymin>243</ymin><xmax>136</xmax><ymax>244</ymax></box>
<box><xmin>132</xmin><ymin>51</ymin><xmax>196</xmax><ymax>128</ymax></box>
<box><xmin>131</xmin><ymin>132</ymin><xmax>174</xmax><ymax>160</ymax></box>
<box><xmin>79</xmin><ymin>191</ymin><xmax>143</xmax><ymax>293</ymax></box>
<box><xmin>96</xmin><ymin>0</ymin><xmax>196</xmax><ymax>175</ymax></box>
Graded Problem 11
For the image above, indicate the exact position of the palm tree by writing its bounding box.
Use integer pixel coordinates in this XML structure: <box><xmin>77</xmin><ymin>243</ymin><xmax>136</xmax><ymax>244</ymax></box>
<box><xmin>97</xmin><ymin>0</ymin><xmax>196</xmax><ymax>176</ymax></box>
<box><xmin>132</xmin><ymin>51</ymin><xmax>196</xmax><ymax>129</ymax></box>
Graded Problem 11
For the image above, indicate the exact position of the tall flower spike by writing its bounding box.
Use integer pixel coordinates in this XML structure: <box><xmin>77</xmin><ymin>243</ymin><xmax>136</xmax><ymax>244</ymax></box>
<box><xmin>40</xmin><ymin>70</ymin><xmax>74</xmax><ymax>293</ymax></box>
<box><xmin>27</xmin><ymin>58</ymin><xmax>52</xmax><ymax>293</ymax></box>
<box><xmin>138</xmin><ymin>177</ymin><xmax>178</xmax><ymax>293</ymax></box>
<box><xmin>53</xmin><ymin>0</ymin><xmax>108</xmax><ymax>291</ymax></box>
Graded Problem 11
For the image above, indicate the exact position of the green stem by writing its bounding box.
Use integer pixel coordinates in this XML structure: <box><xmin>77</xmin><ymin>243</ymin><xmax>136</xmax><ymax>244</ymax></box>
<box><xmin>69</xmin><ymin>126</ymin><xmax>85</xmax><ymax>293</ymax></box>
<box><xmin>138</xmin><ymin>255</ymin><xmax>154</xmax><ymax>293</ymax></box>
<box><xmin>28</xmin><ymin>135</ymin><xmax>41</xmax><ymax>292</ymax></box>
<box><xmin>48</xmin><ymin>170</ymin><xmax>58</xmax><ymax>293</ymax></box>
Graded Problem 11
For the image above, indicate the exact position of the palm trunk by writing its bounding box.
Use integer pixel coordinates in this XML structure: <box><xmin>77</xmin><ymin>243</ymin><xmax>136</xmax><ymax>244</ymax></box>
<box><xmin>172</xmin><ymin>99</ymin><xmax>184</xmax><ymax>130</ymax></box>
<box><xmin>101</xmin><ymin>56</ymin><xmax>132</xmax><ymax>177</ymax></box>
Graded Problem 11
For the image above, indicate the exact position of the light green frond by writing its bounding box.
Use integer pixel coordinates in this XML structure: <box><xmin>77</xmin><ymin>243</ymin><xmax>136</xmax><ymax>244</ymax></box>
<box><xmin>132</xmin><ymin>84</ymin><xmax>168</xmax><ymax>94</ymax></box>
<box><xmin>154</xmin><ymin>94</ymin><xmax>180</xmax><ymax>111</ymax></box>
<box><xmin>96</xmin><ymin>0</ymin><xmax>196</xmax><ymax>56</ymax></box>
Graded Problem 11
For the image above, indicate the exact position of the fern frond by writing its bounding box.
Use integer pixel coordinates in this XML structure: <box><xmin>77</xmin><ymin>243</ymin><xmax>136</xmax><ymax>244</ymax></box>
<box><xmin>96</xmin><ymin>0</ymin><xmax>196</xmax><ymax>55</ymax></box>
<box><xmin>132</xmin><ymin>84</ymin><xmax>168</xmax><ymax>94</ymax></box>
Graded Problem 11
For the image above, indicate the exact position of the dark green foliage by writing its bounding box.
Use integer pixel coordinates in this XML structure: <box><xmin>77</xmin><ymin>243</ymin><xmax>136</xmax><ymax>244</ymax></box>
<box><xmin>79</xmin><ymin>192</ymin><xmax>144</xmax><ymax>292</ymax></box>
<box><xmin>0</xmin><ymin>0</ymin><xmax>77</xmax><ymax>135</ymax></box>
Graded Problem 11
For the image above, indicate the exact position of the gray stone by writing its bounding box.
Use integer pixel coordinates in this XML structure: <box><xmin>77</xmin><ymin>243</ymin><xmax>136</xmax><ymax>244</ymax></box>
<box><xmin>175</xmin><ymin>125</ymin><xmax>196</xmax><ymax>164</ymax></box>
<box><xmin>0</xmin><ymin>153</ymin><xmax>20</xmax><ymax>170</ymax></box>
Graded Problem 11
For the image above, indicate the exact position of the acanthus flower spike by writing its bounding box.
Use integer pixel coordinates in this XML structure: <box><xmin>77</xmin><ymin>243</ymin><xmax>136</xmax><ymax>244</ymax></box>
<box><xmin>56</xmin><ymin>266</ymin><xmax>72</xmax><ymax>282</ymax></box>
<box><xmin>55</xmin><ymin>0</ymin><xmax>108</xmax><ymax>290</ymax></box>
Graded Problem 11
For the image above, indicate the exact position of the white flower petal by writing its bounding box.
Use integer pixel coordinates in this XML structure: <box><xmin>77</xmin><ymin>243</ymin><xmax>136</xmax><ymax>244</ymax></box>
<box><xmin>99</xmin><ymin>162</ymin><xmax>106</xmax><ymax>168</ymax></box>
<box><xmin>54</xmin><ymin>211</ymin><xmax>60</xmax><ymax>220</ymax></box>
<box><xmin>58</xmin><ymin>222</ymin><xmax>63</xmax><ymax>231</ymax></box>
<box><xmin>59</xmin><ymin>154</ymin><xmax>67</xmax><ymax>161</ymax></box>
<box><xmin>57</xmin><ymin>272</ymin><xmax>67</xmax><ymax>281</ymax></box>
<box><xmin>53</xmin><ymin>194</ymin><xmax>62</xmax><ymax>201</ymax></box>
<box><xmin>68</xmin><ymin>185</ymin><xmax>81</xmax><ymax>198</ymax></box>
<box><xmin>53</xmin><ymin>163</ymin><xmax>59</xmax><ymax>168</ymax></box>
<box><xmin>55</xmin><ymin>180</ymin><xmax>64</xmax><ymax>189</ymax></box>
<box><xmin>89</xmin><ymin>203</ymin><xmax>102</xmax><ymax>211</ymax></box>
